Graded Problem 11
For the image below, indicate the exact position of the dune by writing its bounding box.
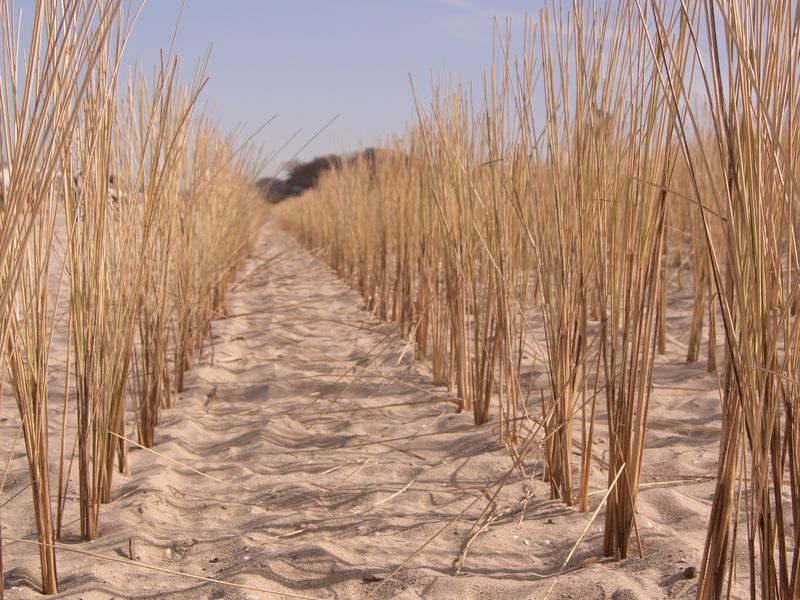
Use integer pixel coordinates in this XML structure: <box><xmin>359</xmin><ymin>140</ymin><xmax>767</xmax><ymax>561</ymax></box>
<box><xmin>1</xmin><ymin>220</ymin><xmax>744</xmax><ymax>599</ymax></box>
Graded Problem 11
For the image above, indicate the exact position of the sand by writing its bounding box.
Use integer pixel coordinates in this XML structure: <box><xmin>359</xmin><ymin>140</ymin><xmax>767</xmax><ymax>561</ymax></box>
<box><xmin>0</xmin><ymin>221</ymin><xmax>742</xmax><ymax>599</ymax></box>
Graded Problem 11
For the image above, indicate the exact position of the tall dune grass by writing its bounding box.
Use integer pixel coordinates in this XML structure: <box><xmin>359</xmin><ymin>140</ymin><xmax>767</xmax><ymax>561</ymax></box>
<box><xmin>277</xmin><ymin>0</ymin><xmax>799</xmax><ymax>593</ymax></box>
<box><xmin>62</xmin><ymin>4</ymin><xmax>137</xmax><ymax>541</ymax></box>
<box><xmin>0</xmin><ymin>1</ymin><xmax>124</xmax><ymax>591</ymax></box>
<box><xmin>656</xmin><ymin>1</ymin><xmax>800</xmax><ymax>597</ymax></box>
<box><xmin>127</xmin><ymin>59</ymin><xmax>206</xmax><ymax>449</ymax></box>
<box><xmin>0</xmin><ymin>1</ymin><xmax>267</xmax><ymax>593</ymax></box>
<box><xmin>169</xmin><ymin>124</ymin><xmax>267</xmax><ymax>402</ymax></box>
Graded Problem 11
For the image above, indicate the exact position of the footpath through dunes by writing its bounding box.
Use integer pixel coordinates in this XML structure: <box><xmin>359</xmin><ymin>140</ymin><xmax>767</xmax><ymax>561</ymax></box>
<box><xmin>5</xmin><ymin>221</ymin><xmax>721</xmax><ymax>600</ymax></box>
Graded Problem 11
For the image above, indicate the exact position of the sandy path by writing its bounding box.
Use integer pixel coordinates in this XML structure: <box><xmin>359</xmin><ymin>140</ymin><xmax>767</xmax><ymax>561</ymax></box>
<box><xmin>2</xmin><ymin>221</ymin><xmax>729</xmax><ymax>599</ymax></box>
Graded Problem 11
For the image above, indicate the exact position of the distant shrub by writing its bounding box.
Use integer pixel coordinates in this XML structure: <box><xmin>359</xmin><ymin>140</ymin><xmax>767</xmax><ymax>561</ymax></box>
<box><xmin>286</xmin><ymin>154</ymin><xmax>342</xmax><ymax>190</ymax></box>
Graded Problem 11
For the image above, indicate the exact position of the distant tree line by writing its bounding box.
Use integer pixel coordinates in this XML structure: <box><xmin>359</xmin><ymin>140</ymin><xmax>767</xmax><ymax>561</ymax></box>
<box><xmin>257</xmin><ymin>148</ymin><xmax>383</xmax><ymax>203</ymax></box>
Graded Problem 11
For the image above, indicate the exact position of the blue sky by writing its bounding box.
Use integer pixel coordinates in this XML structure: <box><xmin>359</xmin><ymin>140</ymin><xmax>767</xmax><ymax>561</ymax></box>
<box><xmin>123</xmin><ymin>1</ymin><xmax>544</xmax><ymax>176</ymax></box>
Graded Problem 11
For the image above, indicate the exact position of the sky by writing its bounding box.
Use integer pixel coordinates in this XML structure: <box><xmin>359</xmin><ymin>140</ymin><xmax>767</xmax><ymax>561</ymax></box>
<box><xmin>123</xmin><ymin>1</ymin><xmax>545</xmax><ymax>177</ymax></box>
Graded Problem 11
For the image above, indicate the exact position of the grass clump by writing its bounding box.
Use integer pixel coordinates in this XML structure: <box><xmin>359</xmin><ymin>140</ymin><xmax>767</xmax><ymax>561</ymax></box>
<box><xmin>0</xmin><ymin>2</ymin><xmax>267</xmax><ymax>593</ymax></box>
